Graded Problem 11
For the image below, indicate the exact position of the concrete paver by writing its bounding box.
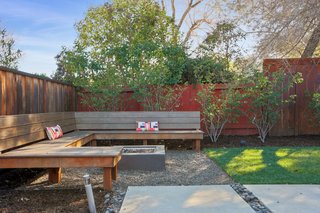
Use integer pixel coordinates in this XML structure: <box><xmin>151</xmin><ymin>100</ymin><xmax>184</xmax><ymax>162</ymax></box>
<box><xmin>245</xmin><ymin>185</ymin><xmax>320</xmax><ymax>213</ymax></box>
<box><xmin>120</xmin><ymin>185</ymin><xmax>254</xmax><ymax>213</ymax></box>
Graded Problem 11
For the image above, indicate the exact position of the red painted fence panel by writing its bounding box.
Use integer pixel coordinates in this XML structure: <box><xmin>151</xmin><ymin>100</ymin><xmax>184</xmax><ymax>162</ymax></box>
<box><xmin>77</xmin><ymin>58</ymin><xmax>320</xmax><ymax>136</ymax></box>
<box><xmin>77</xmin><ymin>84</ymin><xmax>257</xmax><ymax>135</ymax></box>
<box><xmin>265</xmin><ymin>58</ymin><xmax>320</xmax><ymax>136</ymax></box>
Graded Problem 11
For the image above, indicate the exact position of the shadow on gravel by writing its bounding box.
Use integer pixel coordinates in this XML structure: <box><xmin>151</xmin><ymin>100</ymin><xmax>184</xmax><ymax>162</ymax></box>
<box><xmin>0</xmin><ymin>168</ymin><xmax>46</xmax><ymax>190</ymax></box>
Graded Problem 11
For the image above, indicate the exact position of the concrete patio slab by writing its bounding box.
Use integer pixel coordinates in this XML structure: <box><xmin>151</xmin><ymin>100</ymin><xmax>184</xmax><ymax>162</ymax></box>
<box><xmin>245</xmin><ymin>185</ymin><xmax>320</xmax><ymax>213</ymax></box>
<box><xmin>120</xmin><ymin>185</ymin><xmax>254</xmax><ymax>213</ymax></box>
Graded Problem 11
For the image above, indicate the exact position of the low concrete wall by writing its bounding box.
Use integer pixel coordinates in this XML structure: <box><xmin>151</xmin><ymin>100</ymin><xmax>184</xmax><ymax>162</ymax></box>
<box><xmin>118</xmin><ymin>145</ymin><xmax>165</xmax><ymax>171</ymax></box>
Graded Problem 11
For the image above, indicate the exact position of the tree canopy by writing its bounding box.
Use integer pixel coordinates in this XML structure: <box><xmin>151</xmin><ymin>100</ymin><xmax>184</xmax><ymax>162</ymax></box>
<box><xmin>219</xmin><ymin>0</ymin><xmax>320</xmax><ymax>58</ymax></box>
<box><xmin>56</xmin><ymin>0</ymin><xmax>189</xmax><ymax>110</ymax></box>
<box><xmin>0</xmin><ymin>26</ymin><xmax>22</xmax><ymax>69</ymax></box>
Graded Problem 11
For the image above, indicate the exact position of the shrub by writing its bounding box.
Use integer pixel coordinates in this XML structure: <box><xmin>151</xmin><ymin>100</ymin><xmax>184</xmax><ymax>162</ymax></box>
<box><xmin>241</xmin><ymin>69</ymin><xmax>303</xmax><ymax>142</ymax></box>
<box><xmin>196</xmin><ymin>84</ymin><xmax>242</xmax><ymax>142</ymax></box>
<box><xmin>310</xmin><ymin>92</ymin><xmax>320</xmax><ymax>123</ymax></box>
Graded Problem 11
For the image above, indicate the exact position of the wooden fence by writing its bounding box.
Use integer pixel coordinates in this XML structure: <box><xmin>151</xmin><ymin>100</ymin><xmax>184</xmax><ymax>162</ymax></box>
<box><xmin>0</xmin><ymin>66</ymin><xmax>76</xmax><ymax>115</ymax></box>
<box><xmin>265</xmin><ymin>58</ymin><xmax>320</xmax><ymax>136</ymax></box>
<box><xmin>77</xmin><ymin>84</ymin><xmax>257</xmax><ymax>135</ymax></box>
<box><xmin>1</xmin><ymin>57</ymin><xmax>319</xmax><ymax>136</ymax></box>
<box><xmin>77</xmin><ymin>58</ymin><xmax>320</xmax><ymax>136</ymax></box>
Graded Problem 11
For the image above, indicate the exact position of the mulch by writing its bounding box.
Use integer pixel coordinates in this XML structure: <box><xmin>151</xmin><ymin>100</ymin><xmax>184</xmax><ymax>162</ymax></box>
<box><xmin>202</xmin><ymin>135</ymin><xmax>320</xmax><ymax>148</ymax></box>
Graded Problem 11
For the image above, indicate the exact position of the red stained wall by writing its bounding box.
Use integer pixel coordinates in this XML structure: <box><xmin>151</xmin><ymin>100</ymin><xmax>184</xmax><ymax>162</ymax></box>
<box><xmin>264</xmin><ymin>58</ymin><xmax>320</xmax><ymax>136</ymax></box>
<box><xmin>77</xmin><ymin>84</ymin><xmax>257</xmax><ymax>135</ymax></box>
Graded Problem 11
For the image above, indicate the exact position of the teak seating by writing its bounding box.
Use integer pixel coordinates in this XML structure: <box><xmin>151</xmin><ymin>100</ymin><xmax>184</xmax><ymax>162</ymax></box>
<box><xmin>0</xmin><ymin>111</ymin><xmax>203</xmax><ymax>190</ymax></box>
<box><xmin>75</xmin><ymin>111</ymin><xmax>203</xmax><ymax>152</ymax></box>
<box><xmin>0</xmin><ymin>112</ymin><xmax>121</xmax><ymax>191</ymax></box>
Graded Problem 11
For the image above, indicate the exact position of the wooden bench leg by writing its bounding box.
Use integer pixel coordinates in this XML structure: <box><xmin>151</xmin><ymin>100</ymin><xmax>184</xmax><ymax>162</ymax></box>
<box><xmin>143</xmin><ymin>139</ymin><xmax>148</xmax><ymax>145</ymax></box>
<box><xmin>193</xmin><ymin>139</ymin><xmax>201</xmax><ymax>152</ymax></box>
<box><xmin>48</xmin><ymin>168</ymin><xmax>62</xmax><ymax>183</ymax></box>
<box><xmin>91</xmin><ymin>140</ymin><xmax>97</xmax><ymax>146</ymax></box>
<box><xmin>103</xmin><ymin>168</ymin><xmax>112</xmax><ymax>191</ymax></box>
<box><xmin>112</xmin><ymin>165</ymin><xmax>118</xmax><ymax>180</ymax></box>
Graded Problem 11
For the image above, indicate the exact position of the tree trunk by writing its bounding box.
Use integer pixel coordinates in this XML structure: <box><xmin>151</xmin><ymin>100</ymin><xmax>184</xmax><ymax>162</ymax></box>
<box><xmin>301</xmin><ymin>22</ymin><xmax>320</xmax><ymax>58</ymax></box>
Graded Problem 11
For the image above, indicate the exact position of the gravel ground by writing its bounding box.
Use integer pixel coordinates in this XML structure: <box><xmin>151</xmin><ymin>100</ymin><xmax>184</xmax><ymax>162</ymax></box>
<box><xmin>231</xmin><ymin>183</ymin><xmax>272</xmax><ymax>213</ymax></box>
<box><xmin>110</xmin><ymin>150</ymin><xmax>233</xmax><ymax>211</ymax></box>
<box><xmin>3</xmin><ymin>150</ymin><xmax>232</xmax><ymax>212</ymax></box>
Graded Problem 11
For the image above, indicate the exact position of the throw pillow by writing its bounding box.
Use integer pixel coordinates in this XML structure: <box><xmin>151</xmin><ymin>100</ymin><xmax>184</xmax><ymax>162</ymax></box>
<box><xmin>150</xmin><ymin>121</ymin><xmax>159</xmax><ymax>131</ymax></box>
<box><xmin>45</xmin><ymin>125</ymin><xmax>63</xmax><ymax>140</ymax></box>
<box><xmin>136</xmin><ymin>121</ymin><xmax>147</xmax><ymax>131</ymax></box>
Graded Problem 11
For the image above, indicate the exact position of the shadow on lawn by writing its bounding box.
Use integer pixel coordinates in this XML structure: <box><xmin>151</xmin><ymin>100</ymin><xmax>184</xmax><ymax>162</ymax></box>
<box><xmin>205</xmin><ymin>147</ymin><xmax>320</xmax><ymax>184</ymax></box>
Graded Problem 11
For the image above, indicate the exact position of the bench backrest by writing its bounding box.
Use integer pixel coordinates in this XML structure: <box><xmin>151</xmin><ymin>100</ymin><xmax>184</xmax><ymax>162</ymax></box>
<box><xmin>0</xmin><ymin>112</ymin><xmax>76</xmax><ymax>153</ymax></box>
<box><xmin>75</xmin><ymin>111</ymin><xmax>200</xmax><ymax>130</ymax></box>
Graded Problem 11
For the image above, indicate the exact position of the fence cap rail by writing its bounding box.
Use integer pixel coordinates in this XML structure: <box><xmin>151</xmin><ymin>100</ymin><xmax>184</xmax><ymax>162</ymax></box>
<box><xmin>0</xmin><ymin>66</ymin><xmax>74</xmax><ymax>86</ymax></box>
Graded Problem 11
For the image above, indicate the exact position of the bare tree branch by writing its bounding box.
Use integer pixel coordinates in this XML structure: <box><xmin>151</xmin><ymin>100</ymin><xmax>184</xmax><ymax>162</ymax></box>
<box><xmin>237</xmin><ymin>0</ymin><xmax>320</xmax><ymax>58</ymax></box>
<box><xmin>178</xmin><ymin>0</ymin><xmax>204</xmax><ymax>29</ymax></box>
<box><xmin>170</xmin><ymin>0</ymin><xmax>175</xmax><ymax>22</ymax></box>
<box><xmin>183</xmin><ymin>18</ymin><xmax>211</xmax><ymax>45</ymax></box>
<box><xmin>161</xmin><ymin>0</ymin><xmax>166</xmax><ymax>10</ymax></box>
<box><xmin>302</xmin><ymin>21</ymin><xmax>320</xmax><ymax>58</ymax></box>
<box><xmin>281</xmin><ymin>20</ymin><xmax>314</xmax><ymax>58</ymax></box>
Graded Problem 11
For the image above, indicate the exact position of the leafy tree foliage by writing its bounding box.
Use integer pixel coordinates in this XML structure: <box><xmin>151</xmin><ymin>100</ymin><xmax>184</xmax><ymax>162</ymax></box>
<box><xmin>0</xmin><ymin>27</ymin><xmax>22</xmax><ymax>69</ymax></box>
<box><xmin>310</xmin><ymin>92</ymin><xmax>320</xmax><ymax>124</ymax></box>
<box><xmin>55</xmin><ymin>0</ymin><xmax>186</xmax><ymax>110</ymax></box>
<box><xmin>182</xmin><ymin>22</ymin><xmax>244</xmax><ymax>84</ymax></box>
<box><xmin>51</xmin><ymin>48</ymin><xmax>74</xmax><ymax>83</ymax></box>
<box><xmin>200</xmin><ymin>22</ymin><xmax>245</xmax><ymax>68</ymax></box>
<box><xmin>181</xmin><ymin>56</ymin><xmax>233</xmax><ymax>84</ymax></box>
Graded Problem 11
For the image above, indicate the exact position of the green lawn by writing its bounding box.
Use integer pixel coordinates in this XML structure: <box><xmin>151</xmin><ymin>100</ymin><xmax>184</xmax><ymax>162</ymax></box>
<box><xmin>204</xmin><ymin>147</ymin><xmax>320</xmax><ymax>184</ymax></box>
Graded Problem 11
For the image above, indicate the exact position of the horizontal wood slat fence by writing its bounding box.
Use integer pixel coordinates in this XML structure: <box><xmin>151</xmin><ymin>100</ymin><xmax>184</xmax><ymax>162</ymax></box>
<box><xmin>0</xmin><ymin>66</ymin><xmax>76</xmax><ymax>115</ymax></box>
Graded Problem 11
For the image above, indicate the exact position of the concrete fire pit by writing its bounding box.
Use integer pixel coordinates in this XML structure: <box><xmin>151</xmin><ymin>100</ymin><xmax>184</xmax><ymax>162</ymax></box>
<box><xmin>118</xmin><ymin>145</ymin><xmax>165</xmax><ymax>171</ymax></box>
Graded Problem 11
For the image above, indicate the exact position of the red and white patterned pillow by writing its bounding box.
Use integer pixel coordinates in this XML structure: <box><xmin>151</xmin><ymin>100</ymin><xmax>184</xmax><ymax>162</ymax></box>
<box><xmin>136</xmin><ymin>121</ymin><xmax>147</xmax><ymax>131</ymax></box>
<box><xmin>136</xmin><ymin>121</ymin><xmax>159</xmax><ymax>131</ymax></box>
<box><xmin>150</xmin><ymin>121</ymin><xmax>159</xmax><ymax>131</ymax></box>
<box><xmin>45</xmin><ymin>125</ymin><xmax>63</xmax><ymax>140</ymax></box>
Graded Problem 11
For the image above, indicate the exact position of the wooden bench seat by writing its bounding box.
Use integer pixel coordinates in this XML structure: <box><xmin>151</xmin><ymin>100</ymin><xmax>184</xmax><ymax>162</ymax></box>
<box><xmin>0</xmin><ymin>131</ymin><xmax>92</xmax><ymax>156</ymax></box>
<box><xmin>0</xmin><ymin>145</ymin><xmax>122</xmax><ymax>190</ymax></box>
<box><xmin>0</xmin><ymin>113</ymin><xmax>121</xmax><ymax>191</ymax></box>
<box><xmin>76</xmin><ymin>111</ymin><xmax>203</xmax><ymax>152</ymax></box>
<box><xmin>0</xmin><ymin>111</ymin><xmax>203</xmax><ymax>190</ymax></box>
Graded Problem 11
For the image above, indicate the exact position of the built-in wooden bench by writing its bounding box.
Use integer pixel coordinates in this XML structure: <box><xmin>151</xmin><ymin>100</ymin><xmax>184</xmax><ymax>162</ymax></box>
<box><xmin>75</xmin><ymin>111</ymin><xmax>203</xmax><ymax>152</ymax></box>
<box><xmin>0</xmin><ymin>112</ymin><xmax>122</xmax><ymax>190</ymax></box>
<box><xmin>0</xmin><ymin>111</ymin><xmax>203</xmax><ymax>190</ymax></box>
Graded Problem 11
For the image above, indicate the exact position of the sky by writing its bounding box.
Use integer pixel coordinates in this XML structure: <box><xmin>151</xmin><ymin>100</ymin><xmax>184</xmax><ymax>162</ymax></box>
<box><xmin>0</xmin><ymin>0</ymin><xmax>107</xmax><ymax>76</ymax></box>
<box><xmin>0</xmin><ymin>0</ymin><xmax>254</xmax><ymax>76</ymax></box>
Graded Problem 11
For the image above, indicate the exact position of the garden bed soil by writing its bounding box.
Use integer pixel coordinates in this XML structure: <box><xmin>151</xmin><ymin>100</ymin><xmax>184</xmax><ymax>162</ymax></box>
<box><xmin>203</xmin><ymin>135</ymin><xmax>320</xmax><ymax>148</ymax></box>
<box><xmin>100</xmin><ymin>135</ymin><xmax>320</xmax><ymax>150</ymax></box>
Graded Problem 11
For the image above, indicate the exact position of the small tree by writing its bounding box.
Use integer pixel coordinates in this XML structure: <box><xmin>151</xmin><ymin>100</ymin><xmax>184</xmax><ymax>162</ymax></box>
<box><xmin>309</xmin><ymin>92</ymin><xmax>320</xmax><ymax>124</ymax></box>
<box><xmin>242</xmin><ymin>69</ymin><xmax>303</xmax><ymax>142</ymax></box>
<box><xmin>0</xmin><ymin>27</ymin><xmax>22</xmax><ymax>69</ymax></box>
<box><xmin>196</xmin><ymin>84</ymin><xmax>242</xmax><ymax>142</ymax></box>
<box><xmin>133</xmin><ymin>84</ymin><xmax>185</xmax><ymax>111</ymax></box>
